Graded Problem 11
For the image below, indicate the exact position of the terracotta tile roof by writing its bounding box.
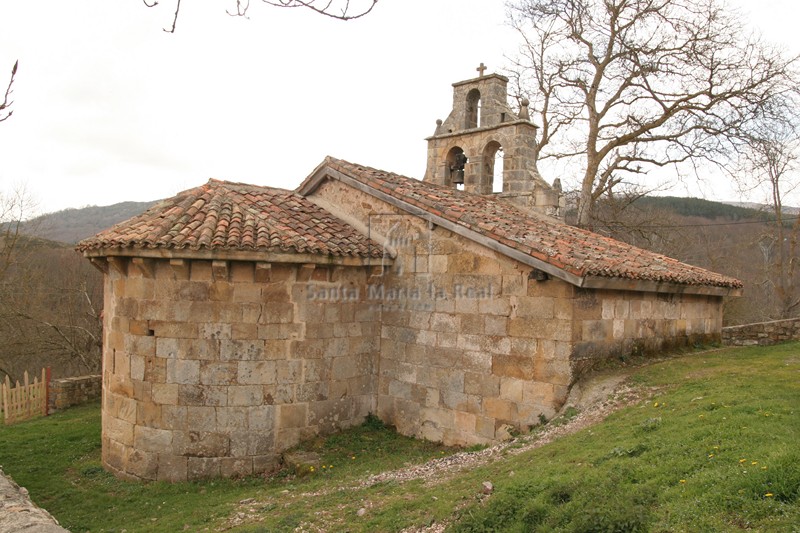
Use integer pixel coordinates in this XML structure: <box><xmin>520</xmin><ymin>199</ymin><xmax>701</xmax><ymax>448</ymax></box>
<box><xmin>77</xmin><ymin>179</ymin><xmax>383</xmax><ymax>258</ymax></box>
<box><xmin>318</xmin><ymin>157</ymin><xmax>743</xmax><ymax>289</ymax></box>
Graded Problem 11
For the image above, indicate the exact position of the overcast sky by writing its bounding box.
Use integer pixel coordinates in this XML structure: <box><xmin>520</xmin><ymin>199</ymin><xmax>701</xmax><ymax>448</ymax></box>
<box><xmin>1</xmin><ymin>0</ymin><xmax>798</xmax><ymax>215</ymax></box>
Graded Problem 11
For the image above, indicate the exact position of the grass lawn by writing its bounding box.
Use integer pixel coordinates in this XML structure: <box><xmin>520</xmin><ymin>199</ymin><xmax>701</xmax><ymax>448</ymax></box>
<box><xmin>1</xmin><ymin>342</ymin><xmax>798</xmax><ymax>532</ymax></box>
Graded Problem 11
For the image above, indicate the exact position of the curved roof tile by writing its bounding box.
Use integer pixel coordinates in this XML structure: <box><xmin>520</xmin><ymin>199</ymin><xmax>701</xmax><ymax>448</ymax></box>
<box><xmin>77</xmin><ymin>179</ymin><xmax>383</xmax><ymax>258</ymax></box>
<box><xmin>319</xmin><ymin>158</ymin><xmax>742</xmax><ymax>289</ymax></box>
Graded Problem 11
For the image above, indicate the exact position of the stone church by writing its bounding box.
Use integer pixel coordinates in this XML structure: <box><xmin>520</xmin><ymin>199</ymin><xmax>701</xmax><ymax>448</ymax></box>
<box><xmin>78</xmin><ymin>69</ymin><xmax>742</xmax><ymax>482</ymax></box>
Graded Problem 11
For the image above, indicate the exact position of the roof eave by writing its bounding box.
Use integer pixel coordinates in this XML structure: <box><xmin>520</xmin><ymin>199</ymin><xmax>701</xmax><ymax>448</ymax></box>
<box><xmin>579</xmin><ymin>275</ymin><xmax>742</xmax><ymax>297</ymax></box>
<box><xmin>80</xmin><ymin>246</ymin><xmax>388</xmax><ymax>267</ymax></box>
<box><xmin>299</xmin><ymin>162</ymin><xmax>742</xmax><ymax>297</ymax></box>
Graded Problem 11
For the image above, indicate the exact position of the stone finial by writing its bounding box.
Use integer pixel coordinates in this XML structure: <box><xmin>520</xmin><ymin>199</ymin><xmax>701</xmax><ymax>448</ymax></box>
<box><xmin>552</xmin><ymin>177</ymin><xmax>562</xmax><ymax>192</ymax></box>
<box><xmin>519</xmin><ymin>97</ymin><xmax>530</xmax><ymax>121</ymax></box>
<box><xmin>476</xmin><ymin>62</ymin><xmax>487</xmax><ymax>77</ymax></box>
<box><xmin>434</xmin><ymin>119</ymin><xmax>443</xmax><ymax>135</ymax></box>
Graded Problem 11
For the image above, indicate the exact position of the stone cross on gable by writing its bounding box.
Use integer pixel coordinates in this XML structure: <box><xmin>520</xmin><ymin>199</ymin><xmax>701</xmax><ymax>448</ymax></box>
<box><xmin>476</xmin><ymin>62</ymin><xmax>487</xmax><ymax>77</ymax></box>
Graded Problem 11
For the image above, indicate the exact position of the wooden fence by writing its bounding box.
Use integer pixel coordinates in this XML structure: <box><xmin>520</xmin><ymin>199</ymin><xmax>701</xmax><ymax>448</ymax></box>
<box><xmin>1</xmin><ymin>368</ymin><xmax>50</xmax><ymax>425</ymax></box>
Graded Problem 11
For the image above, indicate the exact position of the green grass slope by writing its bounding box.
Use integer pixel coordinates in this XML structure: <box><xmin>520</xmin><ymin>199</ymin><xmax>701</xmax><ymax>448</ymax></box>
<box><xmin>0</xmin><ymin>343</ymin><xmax>798</xmax><ymax>532</ymax></box>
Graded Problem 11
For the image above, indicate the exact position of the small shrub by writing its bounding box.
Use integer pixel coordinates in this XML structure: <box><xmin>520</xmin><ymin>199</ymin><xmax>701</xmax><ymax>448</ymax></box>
<box><xmin>571</xmin><ymin>501</ymin><xmax>651</xmax><ymax>533</ymax></box>
<box><xmin>362</xmin><ymin>413</ymin><xmax>386</xmax><ymax>430</ymax></box>
<box><xmin>638</xmin><ymin>417</ymin><xmax>662</xmax><ymax>432</ymax></box>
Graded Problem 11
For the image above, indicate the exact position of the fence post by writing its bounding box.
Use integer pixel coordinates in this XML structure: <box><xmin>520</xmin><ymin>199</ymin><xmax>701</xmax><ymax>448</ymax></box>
<box><xmin>44</xmin><ymin>367</ymin><xmax>51</xmax><ymax>417</ymax></box>
<box><xmin>2</xmin><ymin>375</ymin><xmax>9</xmax><ymax>425</ymax></box>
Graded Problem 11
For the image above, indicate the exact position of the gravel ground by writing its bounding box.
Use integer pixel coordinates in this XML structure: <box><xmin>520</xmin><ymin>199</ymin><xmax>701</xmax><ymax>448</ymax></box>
<box><xmin>222</xmin><ymin>374</ymin><xmax>652</xmax><ymax>532</ymax></box>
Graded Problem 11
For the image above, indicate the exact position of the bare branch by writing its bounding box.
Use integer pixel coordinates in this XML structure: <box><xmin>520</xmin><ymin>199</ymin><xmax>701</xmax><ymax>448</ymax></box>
<box><xmin>0</xmin><ymin>60</ymin><xmax>18</xmax><ymax>123</ymax></box>
<box><xmin>507</xmin><ymin>0</ymin><xmax>799</xmax><ymax>227</ymax></box>
<box><xmin>145</xmin><ymin>0</ymin><xmax>376</xmax><ymax>32</ymax></box>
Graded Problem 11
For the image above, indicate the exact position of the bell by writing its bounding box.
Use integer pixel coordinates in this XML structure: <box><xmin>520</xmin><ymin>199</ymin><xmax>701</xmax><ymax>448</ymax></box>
<box><xmin>452</xmin><ymin>170</ymin><xmax>465</xmax><ymax>185</ymax></box>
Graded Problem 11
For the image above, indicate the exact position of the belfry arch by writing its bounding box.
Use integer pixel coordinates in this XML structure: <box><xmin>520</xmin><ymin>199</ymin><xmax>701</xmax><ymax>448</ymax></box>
<box><xmin>465</xmin><ymin>89</ymin><xmax>481</xmax><ymax>129</ymax></box>
<box><xmin>445</xmin><ymin>146</ymin><xmax>467</xmax><ymax>189</ymax></box>
<box><xmin>482</xmin><ymin>140</ymin><xmax>504</xmax><ymax>194</ymax></box>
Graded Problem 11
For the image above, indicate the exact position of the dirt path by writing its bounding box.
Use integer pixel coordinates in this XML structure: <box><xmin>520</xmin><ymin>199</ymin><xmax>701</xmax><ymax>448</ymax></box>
<box><xmin>222</xmin><ymin>372</ymin><xmax>652</xmax><ymax>532</ymax></box>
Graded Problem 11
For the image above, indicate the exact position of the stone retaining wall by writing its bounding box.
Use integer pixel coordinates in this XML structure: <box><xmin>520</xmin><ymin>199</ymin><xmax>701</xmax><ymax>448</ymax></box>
<box><xmin>0</xmin><ymin>468</ymin><xmax>68</xmax><ymax>532</ymax></box>
<box><xmin>722</xmin><ymin>318</ymin><xmax>800</xmax><ymax>346</ymax></box>
<box><xmin>48</xmin><ymin>375</ymin><xmax>102</xmax><ymax>411</ymax></box>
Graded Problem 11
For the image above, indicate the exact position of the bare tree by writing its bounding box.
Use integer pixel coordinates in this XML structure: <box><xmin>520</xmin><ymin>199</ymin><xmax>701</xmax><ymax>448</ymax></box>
<box><xmin>0</xmin><ymin>60</ymin><xmax>17</xmax><ymax>123</ymax></box>
<box><xmin>733</xmin><ymin>97</ymin><xmax>800</xmax><ymax>319</ymax></box>
<box><xmin>507</xmin><ymin>0</ymin><xmax>798</xmax><ymax>228</ymax></box>
<box><xmin>145</xmin><ymin>0</ymin><xmax>378</xmax><ymax>33</ymax></box>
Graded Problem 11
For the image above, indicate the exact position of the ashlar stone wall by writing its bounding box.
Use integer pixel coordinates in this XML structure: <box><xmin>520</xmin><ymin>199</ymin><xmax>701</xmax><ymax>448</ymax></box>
<box><xmin>307</xmin><ymin>178</ymin><xmax>724</xmax><ymax>447</ymax></box>
<box><xmin>101</xmin><ymin>257</ymin><xmax>378</xmax><ymax>481</ymax></box>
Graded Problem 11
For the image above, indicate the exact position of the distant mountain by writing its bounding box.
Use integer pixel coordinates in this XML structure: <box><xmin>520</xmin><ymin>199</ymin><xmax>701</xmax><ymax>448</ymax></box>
<box><xmin>721</xmin><ymin>201</ymin><xmax>800</xmax><ymax>215</ymax></box>
<box><xmin>632</xmin><ymin>196</ymin><xmax>778</xmax><ymax>221</ymax></box>
<box><xmin>23</xmin><ymin>200</ymin><xmax>159</xmax><ymax>244</ymax></box>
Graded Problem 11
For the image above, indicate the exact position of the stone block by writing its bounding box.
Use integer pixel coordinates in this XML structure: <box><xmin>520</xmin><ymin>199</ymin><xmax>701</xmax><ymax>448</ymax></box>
<box><xmin>464</xmin><ymin>372</ymin><xmax>500</xmax><ymax>397</ymax></box>
<box><xmin>188</xmin><ymin>457</ymin><xmax>221</xmax><ymax>479</ymax></box>
<box><xmin>125</xmin><ymin>335</ymin><xmax>156</xmax><ymax>357</ymax></box>
<box><xmin>216</xmin><ymin>407</ymin><xmax>248</xmax><ymax>430</ymax></box>
<box><xmin>137</xmin><ymin>401</ymin><xmax>162</xmax><ymax>428</ymax></box>
<box><xmin>158</xmin><ymin>453</ymin><xmax>188</xmax><ymax>482</ymax></box>
<box><xmin>230</xmin><ymin>262</ymin><xmax>255</xmax><ymax>283</ymax></box>
<box><xmin>184</xmin><ymin>339</ymin><xmax>220</xmax><ymax>360</ymax></box>
<box><xmin>104</xmin><ymin>416</ymin><xmax>134</xmax><ymax>446</ymax></box>
<box><xmin>492</xmin><ymin>354</ymin><xmax>534</xmax><ymax>380</ymax></box>
<box><xmin>296</xmin><ymin>381</ymin><xmax>329</xmax><ymax>402</ymax></box>
<box><xmin>263</xmin><ymin>303</ymin><xmax>294</xmax><ymax>324</ymax></box>
<box><xmin>441</xmin><ymin>390</ymin><xmax>480</xmax><ymax>414</ymax></box>
<box><xmin>277</xmin><ymin>360</ymin><xmax>303</xmax><ymax>384</ymax></box>
<box><xmin>220</xmin><ymin>340</ymin><xmax>264</xmax><ymax>361</ymax></box>
<box><xmin>151</xmin><ymin>321</ymin><xmax>198</xmax><ymax>339</ymax></box>
<box><xmin>248</xmin><ymin>405</ymin><xmax>275</xmax><ymax>430</ymax></box>
<box><xmin>501</xmin><ymin>274</ymin><xmax>524</xmax><ymax>296</ymax></box>
<box><xmin>200</xmin><ymin>362</ymin><xmax>238</xmax><ymax>385</ymax></box>
<box><xmin>176</xmin><ymin>431</ymin><xmax>230</xmax><ymax>458</ymax></box>
<box><xmin>278</xmin><ymin>403</ymin><xmax>307</xmax><ymax>429</ymax></box>
<box><xmin>522</xmin><ymin>381</ymin><xmax>555</xmax><ymax>406</ymax></box>
<box><xmin>581</xmin><ymin>320</ymin><xmax>612</xmax><ymax>342</ymax></box>
<box><xmin>162</xmin><ymin>405</ymin><xmax>188</xmax><ymax>431</ymax></box>
<box><xmin>387</xmin><ymin>379</ymin><xmax>412</xmax><ymax>400</ymax></box>
<box><xmin>127</xmin><ymin>449</ymin><xmax>159</xmax><ymax>480</ymax></box>
<box><xmin>238</xmin><ymin>361</ymin><xmax>277</xmax><ymax>385</ymax></box>
<box><xmin>228</xmin><ymin>385</ymin><xmax>264</xmax><ymax>406</ymax></box>
<box><xmin>207</xmin><ymin>282</ymin><xmax>233</xmax><ymax>302</ymax></box>
<box><xmin>454</xmin><ymin>411</ymin><xmax>477</xmax><ymax>434</ymax></box>
<box><xmin>155</xmin><ymin>338</ymin><xmax>179</xmax><ymax>359</ymax></box>
<box><xmin>533</xmin><ymin>357</ymin><xmax>572</xmax><ymax>386</ymax></box>
<box><xmin>178</xmin><ymin>384</ymin><xmax>227</xmax><ymax>406</ymax></box>
<box><xmin>478</xmin><ymin>297</ymin><xmax>510</xmax><ymax>316</ymax></box>
<box><xmin>221</xmin><ymin>457</ymin><xmax>254</xmax><ymax>478</ymax></box>
<box><xmin>242</xmin><ymin>303</ymin><xmax>262</xmax><ymax>323</ymax></box>
<box><xmin>303</xmin><ymin>359</ymin><xmax>331</xmax><ymax>382</ymax></box>
<box><xmin>263</xmin><ymin>384</ymin><xmax>294</xmax><ymax>405</ymax></box>
<box><xmin>460</xmin><ymin>350</ymin><xmax>491</xmax><ymax>374</ymax></box>
<box><xmin>500</xmin><ymin>378</ymin><xmax>524</xmax><ymax>403</ymax></box>
<box><xmin>114</xmin><ymin>351</ymin><xmax>130</xmax><ymax>376</ymax></box>
<box><xmin>309</xmin><ymin>399</ymin><xmax>356</xmax><ymax>433</ymax></box>
<box><xmin>253</xmin><ymin>454</ymin><xmax>281</xmax><ymax>475</ymax></box>
<box><xmin>514</xmin><ymin>296</ymin><xmax>555</xmax><ymax>319</ymax></box>
<box><xmin>151</xmin><ymin>383</ymin><xmax>179</xmax><ymax>405</ymax></box>
<box><xmin>115</xmin><ymin>396</ymin><xmax>138</xmax><ymax>423</ymax></box>
<box><xmin>187</xmin><ymin>405</ymin><xmax>217</xmax><ymax>431</ymax></box>
<box><xmin>134</xmin><ymin>425</ymin><xmax>173</xmax><ymax>452</ymax></box>
<box><xmin>130</xmin><ymin>355</ymin><xmax>145</xmax><ymax>381</ymax></box>
<box><xmin>483</xmin><ymin>397</ymin><xmax>517</xmax><ymax>422</ymax></box>
<box><xmin>103</xmin><ymin>437</ymin><xmax>128</xmax><ymax>471</ymax></box>
<box><xmin>231</xmin><ymin>322</ymin><xmax>258</xmax><ymax>340</ymax></box>
<box><xmin>200</xmin><ymin>323</ymin><xmax>232</xmax><ymax>340</ymax></box>
<box><xmin>166</xmin><ymin>359</ymin><xmax>200</xmax><ymax>385</ymax></box>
